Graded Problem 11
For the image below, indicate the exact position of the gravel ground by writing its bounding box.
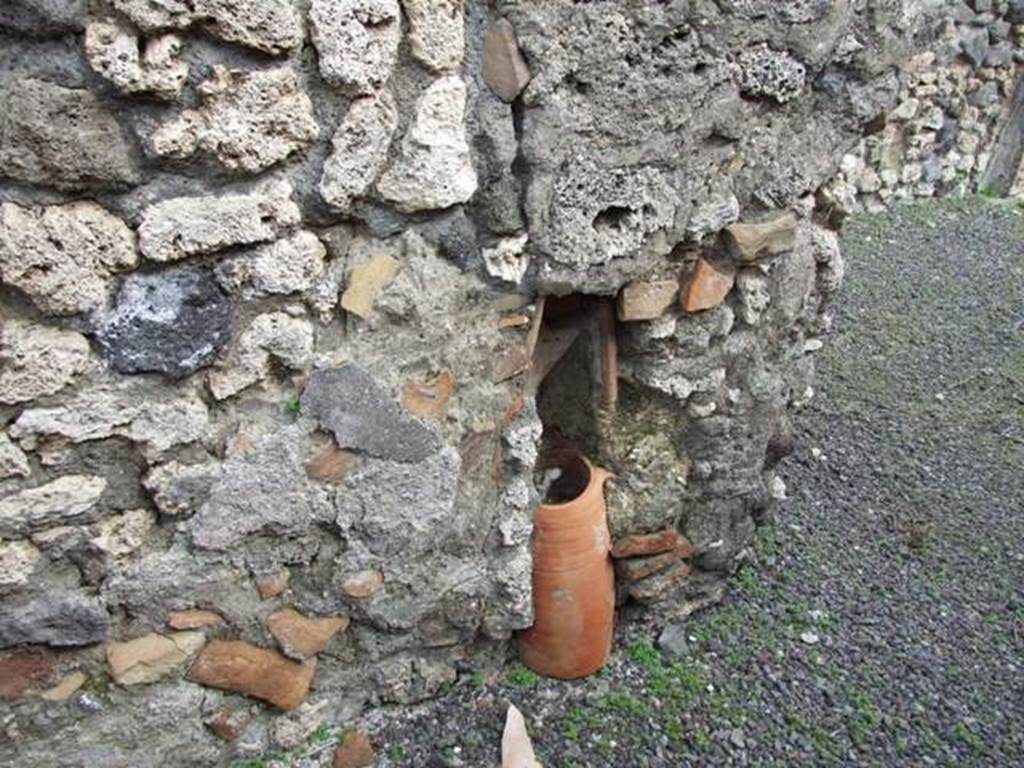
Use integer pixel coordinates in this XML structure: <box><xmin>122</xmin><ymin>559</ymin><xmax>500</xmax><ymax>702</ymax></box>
<box><xmin>341</xmin><ymin>197</ymin><xmax>1024</xmax><ymax>767</ymax></box>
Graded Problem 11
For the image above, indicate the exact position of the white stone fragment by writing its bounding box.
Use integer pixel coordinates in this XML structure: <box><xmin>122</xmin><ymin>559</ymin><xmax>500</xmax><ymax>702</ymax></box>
<box><xmin>138</xmin><ymin>182</ymin><xmax>301</xmax><ymax>263</ymax></box>
<box><xmin>208</xmin><ymin>313</ymin><xmax>314</xmax><ymax>400</ymax></box>
<box><xmin>0</xmin><ymin>201</ymin><xmax>137</xmax><ymax>317</ymax></box>
<box><xmin>377</xmin><ymin>75</ymin><xmax>478</xmax><ymax>212</ymax></box>
<box><xmin>9</xmin><ymin>380</ymin><xmax>209</xmax><ymax>454</ymax></box>
<box><xmin>319</xmin><ymin>92</ymin><xmax>399</xmax><ymax>213</ymax></box>
<box><xmin>735</xmin><ymin>269</ymin><xmax>771</xmax><ymax>326</ymax></box>
<box><xmin>90</xmin><ymin>509</ymin><xmax>156</xmax><ymax>556</ymax></box>
<box><xmin>0</xmin><ymin>320</ymin><xmax>92</xmax><ymax>406</ymax></box>
<box><xmin>85</xmin><ymin>18</ymin><xmax>188</xmax><ymax>99</ymax></box>
<box><xmin>0</xmin><ymin>434</ymin><xmax>31</xmax><ymax>480</ymax></box>
<box><xmin>110</xmin><ymin>0</ymin><xmax>303</xmax><ymax>55</ymax></box>
<box><xmin>152</xmin><ymin>66</ymin><xmax>318</xmax><ymax>174</ymax></box>
<box><xmin>0</xmin><ymin>540</ymin><xmax>41</xmax><ymax>587</ymax></box>
<box><xmin>482</xmin><ymin>234</ymin><xmax>529</xmax><ymax>284</ymax></box>
<box><xmin>0</xmin><ymin>475</ymin><xmax>107</xmax><ymax>538</ymax></box>
<box><xmin>403</xmin><ymin>0</ymin><xmax>465</xmax><ymax>72</ymax></box>
<box><xmin>309</xmin><ymin>0</ymin><xmax>401</xmax><ymax>95</ymax></box>
<box><xmin>215</xmin><ymin>231</ymin><xmax>326</xmax><ymax>298</ymax></box>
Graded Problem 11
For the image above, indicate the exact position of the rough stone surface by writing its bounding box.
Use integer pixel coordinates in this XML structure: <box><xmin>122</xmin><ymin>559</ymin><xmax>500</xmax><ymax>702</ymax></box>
<box><xmin>404</xmin><ymin>0</ymin><xmax>465</xmax><ymax>73</ymax></box>
<box><xmin>152</xmin><ymin>66</ymin><xmax>319</xmax><ymax>173</ymax></box>
<box><xmin>97</xmin><ymin>268</ymin><xmax>232</xmax><ymax>379</ymax></box>
<box><xmin>144</xmin><ymin>460</ymin><xmax>220</xmax><ymax>518</ymax></box>
<box><xmin>739</xmin><ymin>44</ymin><xmax>807</xmax><ymax>103</ymax></box>
<box><xmin>309</xmin><ymin>0</ymin><xmax>401</xmax><ymax>95</ymax></box>
<box><xmin>0</xmin><ymin>320</ymin><xmax>91</xmax><ymax>405</ymax></box>
<box><xmin>0</xmin><ymin>201</ymin><xmax>138</xmax><ymax>317</ymax></box>
<box><xmin>335</xmin><ymin>446</ymin><xmax>460</xmax><ymax>557</ymax></box>
<box><xmin>215</xmin><ymin>231</ymin><xmax>326</xmax><ymax>299</ymax></box>
<box><xmin>208</xmin><ymin>312</ymin><xmax>314</xmax><ymax>399</ymax></box>
<box><xmin>482</xmin><ymin>18</ymin><xmax>531</xmax><ymax>102</ymax></box>
<box><xmin>0</xmin><ymin>0</ymin><xmax>84</xmax><ymax>36</ymax></box>
<box><xmin>190</xmin><ymin>426</ymin><xmax>333</xmax><ymax>550</ymax></box>
<box><xmin>0</xmin><ymin>475</ymin><xmax>107</xmax><ymax>538</ymax></box>
<box><xmin>301</xmin><ymin>365</ymin><xmax>443</xmax><ymax>462</ymax></box>
<box><xmin>0</xmin><ymin>592</ymin><xmax>108</xmax><ymax>648</ymax></box>
<box><xmin>187</xmin><ymin>639</ymin><xmax>315</xmax><ymax>710</ymax></box>
<box><xmin>320</xmin><ymin>93</ymin><xmax>399</xmax><ymax>213</ymax></box>
<box><xmin>342</xmin><ymin>569</ymin><xmax>385</xmax><ymax>598</ymax></box>
<box><xmin>0</xmin><ymin>434</ymin><xmax>31</xmax><ymax>480</ymax></box>
<box><xmin>10</xmin><ymin>380</ymin><xmax>210</xmax><ymax>453</ymax></box>
<box><xmin>90</xmin><ymin>509</ymin><xmax>156</xmax><ymax>557</ymax></box>
<box><xmin>0</xmin><ymin>540</ymin><xmax>41</xmax><ymax>587</ymax></box>
<box><xmin>107</xmin><ymin>631</ymin><xmax>205</xmax><ymax>685</ymax></box>
<box><xmin>85</xmin><ymin>18</ymin><xmax>187</xmax><ymax>99</ymax></box>
<box><xmin>306</xmin><ymin>445</ymin><xmax>357</xmax><ymax>485</ymax></box>
<box><xmin>0</xmin><ymin>78</ymin><xmax>140</xmax><ymax>191</ymax></box>
<box><xmin>111</xmin><ymin>0</ymin><xmax>303</xmax><ymax>55</ymax></box>
<box><xmin>482</xmin><ymin>234</ymin><xmax>530</xmax><ymax>284</ymax></box>
<box><xmin>267</xmin><ymin>609</ymin><xmax>349</xmax><ymax>660</ymax></box>
<box><xmin>377</xmin><ymin>75</ymin><xmax>478</xmax><ymax>212</ymax></box>
<box><xmin>138</xmin><ymin>183</ymin><xmax>301</xmax><ymax>263</ymax></box>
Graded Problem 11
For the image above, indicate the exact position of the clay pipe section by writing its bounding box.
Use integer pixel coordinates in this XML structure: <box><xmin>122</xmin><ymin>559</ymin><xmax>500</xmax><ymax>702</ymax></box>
<box><xmin>518</xmin><ymin>450</ymin><xmax>615</xmax><ymax>679</ymax></box>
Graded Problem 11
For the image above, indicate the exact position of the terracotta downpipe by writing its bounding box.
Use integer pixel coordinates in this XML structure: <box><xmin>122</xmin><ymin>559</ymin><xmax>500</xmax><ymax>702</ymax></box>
<box><xmin>518</xmin><ymin>450</ymin><xmax>615</xmax><ymax>679</ymax></box>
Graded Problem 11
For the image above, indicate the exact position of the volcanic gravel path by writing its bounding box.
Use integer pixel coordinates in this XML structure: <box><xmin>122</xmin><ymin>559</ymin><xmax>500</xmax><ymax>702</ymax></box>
<box><xmin>336</xmin><ymin>198</ymin><xmax>1024</xmax><ymax>768</ymax></box>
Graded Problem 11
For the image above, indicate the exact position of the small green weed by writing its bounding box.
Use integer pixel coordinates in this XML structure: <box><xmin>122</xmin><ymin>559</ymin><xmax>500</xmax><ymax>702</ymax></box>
<box><xmin>284</xmin><ymin>394</ymin><xmax>301</xmax><ymax>416</ymax></box>
<box><xmin>387</xmin><ymin>743</ymin><xmax>405</xmax><ymax>761</ymax></box>
<box><xmin>505</xmin><ymin>666</ymin><xmax>539</xmax><ymax>688</ymax></box>
<box><xmin>954</xmin><ymin>721</ymin><xmax>984</xmax><ymax>752</ymax></box>
<box><xmin>627</xmin><ymin>638</ymin><xmax>661</xmax><ymax>672</ymax></box>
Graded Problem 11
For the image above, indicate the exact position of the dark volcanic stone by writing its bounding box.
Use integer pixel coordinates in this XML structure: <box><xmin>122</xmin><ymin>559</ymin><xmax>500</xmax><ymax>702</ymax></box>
<box><xmin>98</xmin><ymin>268</ymin><xmax>232</xmax><ymax>379</ymax></box>
<box><xmin>301</xmin><ymin>365</ymin><xmax>442</xmax><ymax>463</ymax></box>
<box><xmin>0</xmin><ymin>592</ymin><xmax>108</xmax><ymax>648</ymax></box>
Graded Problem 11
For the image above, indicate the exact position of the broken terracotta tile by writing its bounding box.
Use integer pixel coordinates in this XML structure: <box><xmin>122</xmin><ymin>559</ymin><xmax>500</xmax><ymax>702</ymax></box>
<box><xmin>39</xmin><ymin>670</ymin><xmax>87</xmax><ymax>702</ymax></box>
<box><xmin>187</xmin><ymin>640</ymin><xmax>315</xmax><ymax>711</ymax></box>
<box><xmin>617</xmin><ymin>279</ymin><xmax>678</xmax><ymax>321</ymax></box>
<box><xmin>107</xmin><ymin>631</ymin><xmax>206</xmax><ymax>686</ymax></box>
<box><xmin>722</xmin><ymin>212</ymin><xmax>798</xmax><ymax>261</ymax></box>
<box><xmin>167</xmin><ymin>608</ymin><xmax>226</xmax><ymax>630</ymax></box>
<box><xmin>341</xmin><ymin>570</ymin><xmax>384</xmax><ymax>599</ymax></box>
<box><xmin>206</xmin><ymin>707</ymin><xmax>251</xmax><ymax>741</ymax></box>
<box><xmin>400</xmin><ymin>371</ymin><xmax>455</xmax><ymax>421</ymax></box>
<box><xmin>680</xmin><ymin>257</ymin><xmax>736</xmax><ymax>313</ymax></box>
<box><xmin>256</xmin><ymin>570</ymin><xmax>291</xmax><ymax>600</ymax></box>
<box><xmin>333</xmin><ymin>729</ymin><xmax>375</xmax><ymax>768</ymax></box>
<box><xmin>340</xmin><ymin>254</ymin><xmax>400</xmax><ymax>318</ymax></box>
<box><xmin>498</xmin><ymin>314</ymin><xmax>530</xmax><ymax>329</ymax></box>
<box><xmin>482</xmin><ymin>18</ymin><xmax>531</xmax><ymax>102</ymax></box>
<box><xmin>0</xmin><ymin>653</ymin><xmax>54</xmax><ymax>701</ymax></box>
<box><xmin>305</xmin><ymin>445</ymin><xmax>357</xmax><ymax>485</ymax></box>
<box><xmin>614</xmin><ymin>544</ymin><xmax>691</xmax><ymax>583</ymax></box>
<box><xmin>266</xmin><ymin>608</ymin><xmax>349</xmax><ymax>660</ymax></box>
<box><xmin>611</xmin><ymin>528</ymin><xmax>692</xmax><ymax>559</ymax></box>
<box><xmin>628</xmin><ymin>561</ymin><xmax>692</xmax><ymax>603</ymax></box>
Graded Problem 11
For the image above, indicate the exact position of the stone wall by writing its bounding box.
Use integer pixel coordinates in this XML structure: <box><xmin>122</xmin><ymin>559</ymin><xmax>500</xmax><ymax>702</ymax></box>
<box><xmin>824</xmin><ymin>0</ymin><xmax>1024</xmax><ymax>213</ymax></box>
<box><xmin>1</xmin><ymin>1</ymin><xmax>933</xmax><ymax>764</ymax></box>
